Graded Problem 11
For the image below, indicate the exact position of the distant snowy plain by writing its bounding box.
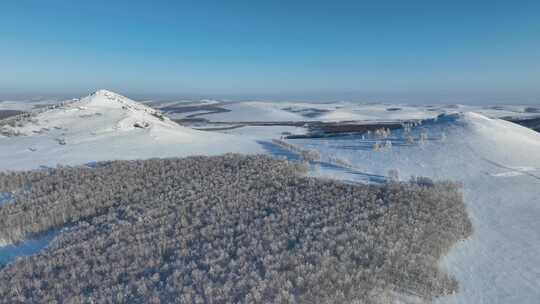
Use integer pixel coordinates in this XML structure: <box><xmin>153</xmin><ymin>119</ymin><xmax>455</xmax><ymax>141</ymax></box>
<box><xmin>1</xmin><ymin>91</ymin><xmax>540</xmax><ymax>303</ymax></box>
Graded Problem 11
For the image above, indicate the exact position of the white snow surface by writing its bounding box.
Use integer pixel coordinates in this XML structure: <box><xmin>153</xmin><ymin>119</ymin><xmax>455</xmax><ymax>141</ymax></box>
<box><xmin>289</xmin><ymin>112</ymin><xmax>540</xmax><ymax>303</ymax></box>
<box><xmin>0</xmin><ymin>99</ymin><xmax>59</xmax><ymax>111</ymax></box>
<box><xmin>2</xmin><ymin>91</ymin><xmax>540</xmax><ymax>303</ymax></box>
<box><xmin>0</xmin><ymin>90</ymin><xmax>261</xmax><ymax>171</ymax></box>
<box><xmin>202</xmin><ymin>101</ymin><xmax>306</xmax><ymax>122</ymax></box>
<box><xmin>189</xmin><ymin>100</ymin><xmax>540</xmax><ymax>123</ymax></box>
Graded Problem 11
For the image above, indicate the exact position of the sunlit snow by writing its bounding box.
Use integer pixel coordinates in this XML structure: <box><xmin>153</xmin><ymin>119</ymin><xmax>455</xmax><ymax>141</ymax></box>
<box><xmin>1</xmin><ymin>91</ymin><xmax>540</xmax><ymax>303</ymax></box>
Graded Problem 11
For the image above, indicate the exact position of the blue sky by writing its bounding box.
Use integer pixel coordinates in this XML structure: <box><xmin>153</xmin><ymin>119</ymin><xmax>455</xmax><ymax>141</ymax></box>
<box><xmin>1</xmin><ymin>0</ymin><xmax>539</xmax><ymax>103</ymax></box>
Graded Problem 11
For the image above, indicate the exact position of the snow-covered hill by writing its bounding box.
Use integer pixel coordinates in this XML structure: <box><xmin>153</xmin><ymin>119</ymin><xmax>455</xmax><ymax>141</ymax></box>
<box><xmin>435</xmin><ymin>113</ymin><xmax>540</xmax><ymax>304</ymax></box>
<box><xmin>288</xmin><ymin>112</ymin><xmax>540</xmax><ymax>303</ymax></box>
<box><xmin>0</xmin><ymin>90</ymin><xmax>261</xmax><ymax>170</ymax></box>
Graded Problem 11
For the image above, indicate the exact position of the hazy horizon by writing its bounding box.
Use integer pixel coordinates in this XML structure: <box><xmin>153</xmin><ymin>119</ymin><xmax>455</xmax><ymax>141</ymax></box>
<box><xmin>1</xmin><ymin>87</ymin><xmax>540</xmax><ymax>105</ymax></box>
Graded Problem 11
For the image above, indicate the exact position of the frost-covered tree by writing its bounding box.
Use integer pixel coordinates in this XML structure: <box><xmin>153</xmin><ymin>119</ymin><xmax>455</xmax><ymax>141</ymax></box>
<box><xmin>0</xmin><ymin>155</ymin><xmax>471</xmax><ymax>304</ymax></box>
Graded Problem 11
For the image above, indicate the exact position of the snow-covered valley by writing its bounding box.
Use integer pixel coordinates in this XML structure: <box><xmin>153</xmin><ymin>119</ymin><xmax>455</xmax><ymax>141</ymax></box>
<box><xmin>1</xmin><ymin>90</ymin><xmax>540</xmax><ymax>303</ymax></box>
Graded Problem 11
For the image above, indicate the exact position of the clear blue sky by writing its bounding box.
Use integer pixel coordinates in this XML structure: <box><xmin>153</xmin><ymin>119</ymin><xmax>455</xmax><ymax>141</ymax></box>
<box><xmin>1</xmin><ymin>0</ymin><xmax>539</xmax><ymax>103</ymax></box>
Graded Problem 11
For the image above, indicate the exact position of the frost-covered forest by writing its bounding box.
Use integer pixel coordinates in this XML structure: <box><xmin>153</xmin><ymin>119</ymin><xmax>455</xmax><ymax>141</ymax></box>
<box><xmin>0</xmin><ymin>155</ymin><xmax>471</xmax><ymax>303</ymax></box>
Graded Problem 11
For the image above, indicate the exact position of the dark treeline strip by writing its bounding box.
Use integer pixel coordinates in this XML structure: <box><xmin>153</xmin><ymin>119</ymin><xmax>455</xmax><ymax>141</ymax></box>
<box><xmin>0</xmin><ymin>110</ymin><xmax>25</xmax><ymax>120</ymax></box>
<box><xmin>504</xmin><ymin>116</ymin><xmax>540</xmax><ymax>132</ymax></box>
<box><xmin>0</xmin><ymin>155</ymin><xmax>471</xmax><ymax>303</ymax></box>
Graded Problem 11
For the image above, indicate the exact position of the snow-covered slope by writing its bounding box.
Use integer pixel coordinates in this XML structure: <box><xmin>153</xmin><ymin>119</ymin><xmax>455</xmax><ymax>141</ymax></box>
<box><xmin>436</xmin><ymin>114</ymin><xmax>540</xmax><ymax>304</ymax></box>
<box><xmin>289</xmin><ymin>112</ymin><xmax>540</xmax><ymax>303</ymax></box>
<box><xmin>0</xmin><ymin>90</ymin><xmax>262</xmax><ymax>171</ymax></box>
<box><xmin>200</xmin><ymin>101</ymin><xmax>307</xmax><ymax>122</ymax></box>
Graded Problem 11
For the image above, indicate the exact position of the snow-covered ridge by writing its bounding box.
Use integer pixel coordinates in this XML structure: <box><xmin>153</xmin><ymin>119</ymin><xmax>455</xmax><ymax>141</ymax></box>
<box><xmin>1</xmin><ymin>89</ymin><xmax>179</xmax><ymax>137</ymax></box>
<box><xmin>82</xmin><ymin>89</ymin><xmax>161</xmax><ymax>114</ymax></box>
<box><xmin>0</xmin><ymin>90</ymin><xmax>262</xmax><ymax>171</ymax></box>
<box><xmin>425</xmin><ymin>111</ymin><xmax>540</xmax><ymax>160</ymax></box>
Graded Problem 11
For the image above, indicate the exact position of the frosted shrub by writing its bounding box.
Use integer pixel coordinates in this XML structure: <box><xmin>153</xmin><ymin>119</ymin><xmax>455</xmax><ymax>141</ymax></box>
<box><xmin>271</xmin><ymin>139</ymin><xmax>321</xmax><ymax>161</ymax></box>
<box><xmin>419</xmin><ymin>131</ymin><xmax>429</xmax><ymax>145</ymax></box>
<box><xmin>440</xmin><ymin>132</ymin><xmax>447</xmax><ymax>142</ymax></box>
<box><xmin>388</xmin><ymin>169</ymin><xmax>400</xmax><ymax>182</ymax></box>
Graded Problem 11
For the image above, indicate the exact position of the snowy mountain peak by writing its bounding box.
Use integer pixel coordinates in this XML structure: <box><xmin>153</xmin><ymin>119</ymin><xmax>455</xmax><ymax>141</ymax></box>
<box><xmin>86</xmin><ymin>89</ymin><xmax>128</xmax><ymax>103</ymax></box>
<box><xmin>0</xmin><ymin>90</ymin><xmax>261</xmax><ymax>170</ymax></box>
<box><xmin>91</xmin><ymin>89</ymin><xmax>133</xmax><ymax>100</ymax></box>
<box><xmin>78</xmin><ymin>90</ymin><xmax>159</xmax><ymax>116</ymax></box>
<box><xmin>93</xmin><ymin>89</ymin><xmax>117</xmax><ymax>96</ymax></box>
<box><xmin>85</xmin><ymin>89</ymin><xmax>132</xmax><ymax>104</ymax></box>
<box><xmin>0</xmin><ymin>89</ymin><xmax>177</xmax><ymax>138</ymax></box>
